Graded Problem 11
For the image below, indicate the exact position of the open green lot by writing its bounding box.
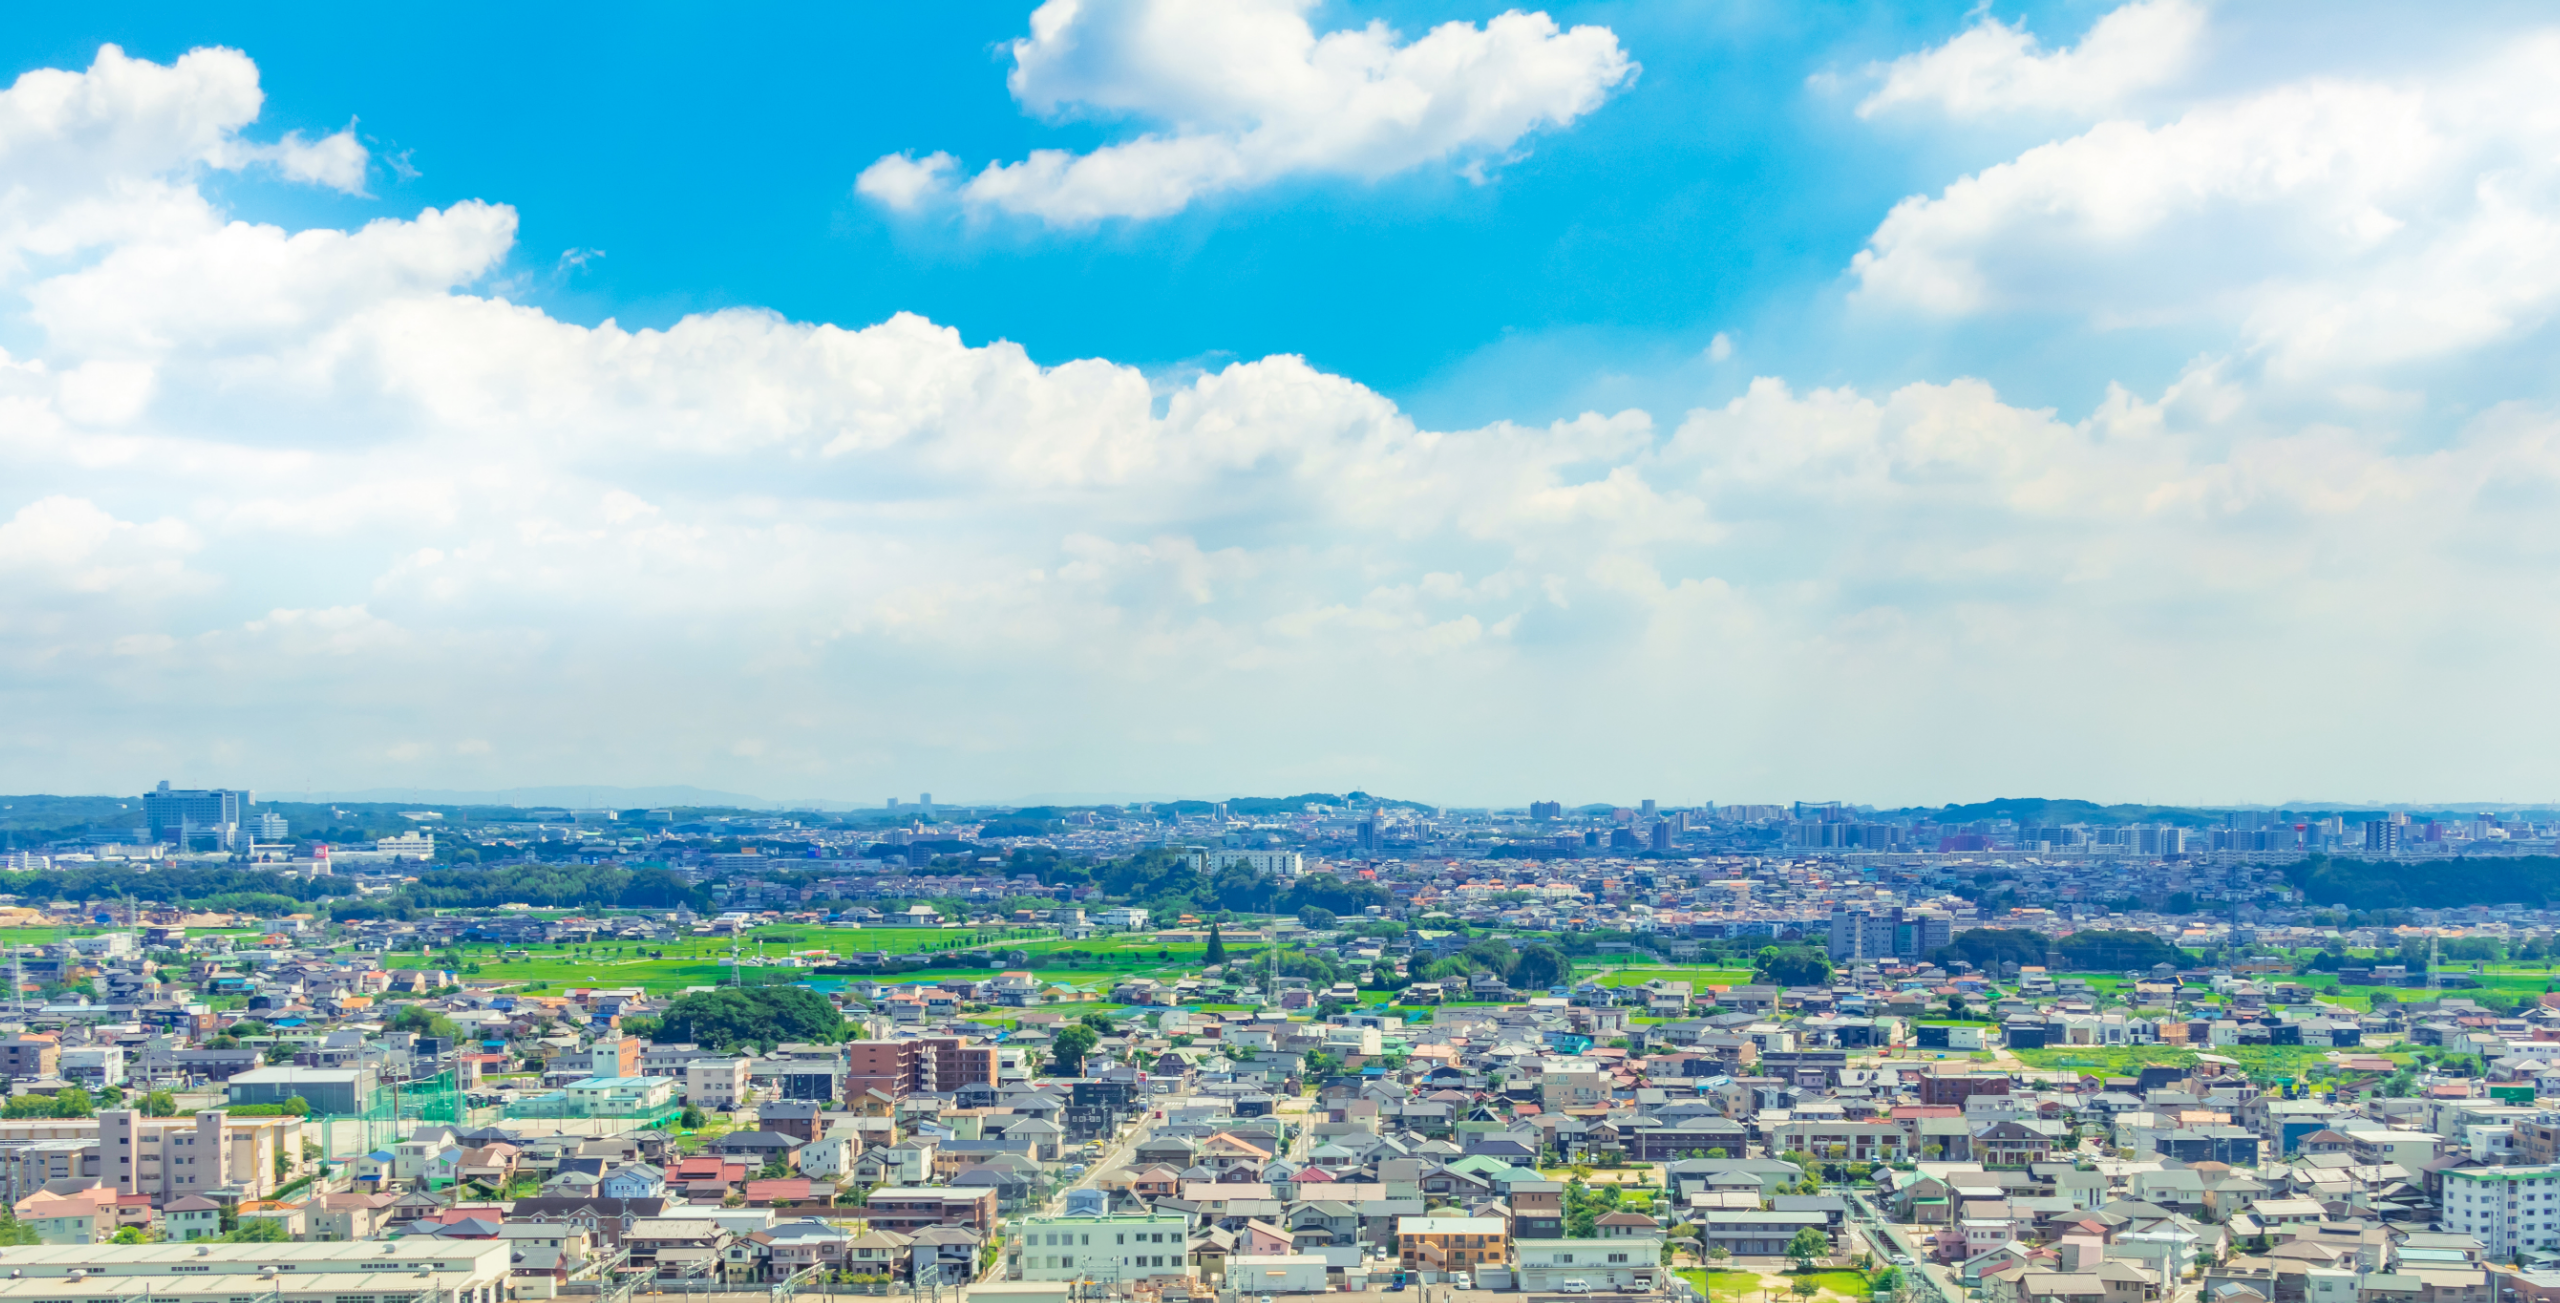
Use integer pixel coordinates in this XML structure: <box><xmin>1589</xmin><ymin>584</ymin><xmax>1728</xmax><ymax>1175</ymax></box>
<box><xmin>0</xmin><ymin>924</ymin><xmax>271</xmax><ymax>947</ymax></box>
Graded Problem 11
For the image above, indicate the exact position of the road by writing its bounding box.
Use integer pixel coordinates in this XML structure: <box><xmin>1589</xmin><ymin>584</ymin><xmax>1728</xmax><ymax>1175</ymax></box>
<box><xmin>1045</xmin><ymin>1098</ymin><xmax>1160</xmax><ymax>1216</ymax></box>
<box><xmin>1842</xmin><ymin>1191</ymin><xmax>1962</xmax><ymax>1303</ymax></box>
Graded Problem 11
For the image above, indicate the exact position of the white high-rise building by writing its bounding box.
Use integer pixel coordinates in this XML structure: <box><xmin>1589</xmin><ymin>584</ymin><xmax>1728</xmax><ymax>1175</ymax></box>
<box><xmin>2442</xmin><ymin>1165</ymin><xmax>2560</xmax><ymax>1256</ymax></box>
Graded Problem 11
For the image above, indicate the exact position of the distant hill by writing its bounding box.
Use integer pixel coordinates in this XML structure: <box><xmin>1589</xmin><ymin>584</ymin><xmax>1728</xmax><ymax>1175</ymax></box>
<box><xmin>1881</xmin><ymin>797</ymin><xmax>2228</xmax><ymax>828</ymax></box>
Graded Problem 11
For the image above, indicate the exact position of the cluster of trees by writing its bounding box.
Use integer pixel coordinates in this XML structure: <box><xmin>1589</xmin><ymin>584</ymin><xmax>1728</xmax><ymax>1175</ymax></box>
<box><xmin>0</xmin><ymin>864</ymin><xmax>351</xmax><ymax>908</ymax></box>
<box><xmin>1007</xmin><ymin>847</ymin><xmax>1393</xmax><ymax>923</ymax></box>
<box><xmin>2289</xmin><ymin>854</ymin><xmax>2560</xmax><ymax>911</ymax></box>
<box><xmin>1410</xmin><ymin>936</ymin><xmax>1571</xmax><ymax>992</ymax></box>
<box><xmin>1047</xmin><ymin>1011</ymin><xmax>1119</xmax><ymax>1076</ymax></box>
<box><xmin>1561</xmin><ymin>1177</ymin><xmax>1661</xmax><ymax>1237</ymax></box>
<box><xmin>641</xmin><ymin>986</ymin><xmax>845</xmax><ymax>1054</ymax></box>
<box><xmin>2055</xmin><ymin>930</ymin><xmax>2192</xmax><ymax>970</ymax></box>
<box><xmin>1753</xmin><ymin>946</ymin><xmax>1832</xmax><ymax>987</ymax></box>
<box><xmin>335</xmin><ymin>864</ymin><xmax>712</xmax><ymax>920</ymax></box>
<box><xmin>1931</xmin><ymin>928</ymin><xmax>2048</xmax><ymax>971</ymax></box>
<box><xmin>1928</xmin><ymin>927</ymin><xmax>2191</xmax><ymax>973</ymax></box>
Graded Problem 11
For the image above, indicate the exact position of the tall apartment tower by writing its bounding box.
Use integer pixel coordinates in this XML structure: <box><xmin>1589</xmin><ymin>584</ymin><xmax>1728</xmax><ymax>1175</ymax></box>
<box><xmin>141</xmin><ymin>782</ymin><xmax>250</xmax><ymax>850</ymax></box>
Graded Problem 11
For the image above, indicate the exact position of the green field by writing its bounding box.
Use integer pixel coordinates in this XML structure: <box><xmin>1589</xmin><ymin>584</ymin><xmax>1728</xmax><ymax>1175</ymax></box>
<box><xmin>1679</xmin><ymin>1272</ymin><xmax>1761</xmax><ymax>1296</ymax></box>
<box><xmin>370</xmin><ymin>923</ymin><xmax>1268</xmax><ymax>994</ymax></box>
<box><xmin>0</xmin><ymin>925</ymin><xmax>271</xmax><ymax>947</ymax></box>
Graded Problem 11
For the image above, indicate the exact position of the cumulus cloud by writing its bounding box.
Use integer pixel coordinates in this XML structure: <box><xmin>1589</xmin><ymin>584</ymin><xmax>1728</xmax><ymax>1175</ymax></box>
<box><xmin>0</xmin><ymin>44</ymin><xmax>367</xmax><ymax>275</ymax></box>
<box><xmin>854</xmin><ymin>0</ymin><xmax>1636</xmax><ymax>223</ymax></box>
<box><xmin>1856</xmin><ymin>0</ymin><xmax>2206</xmax><ymax>120</ymax></box>
<box><xmin>1851</xmin><ymin>23</ymin><xmax>2560</xmax><ymax>378</ymax></box>
<box><xmin>14</xmin><ymin>42</ymin><xmax>2560</xmax><ymax>801</ymax></box>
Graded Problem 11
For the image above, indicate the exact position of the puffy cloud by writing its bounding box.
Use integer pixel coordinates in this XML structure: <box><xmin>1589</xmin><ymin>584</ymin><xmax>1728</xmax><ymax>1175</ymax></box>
<box><xmin>15</xmin><ymin>42</ymin><xmax>2560</xmax><ymax>801</ymax></box>
<box><xmin>857</xmin><ymin>0</ymin><xmax>1636</xmax><ymax>223</ymax></box>
<box><xmin>1850</xmin><ymin>15</ymin><xmax>2560</xmax><ymax>379</ymax></box>
<box><xmin>1856</xmin><ymin>0</ymin><xmax>2205</xmax><ymax>120</ymax></box>
<box><xmin>0</xmin><ymin>44</ymin><xmax>367</xmax><ymax>275</ymax></box>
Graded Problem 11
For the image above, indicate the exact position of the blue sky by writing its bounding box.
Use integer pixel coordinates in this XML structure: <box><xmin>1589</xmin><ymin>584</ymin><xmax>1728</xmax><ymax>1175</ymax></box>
<box><xmin>9</xmin><ymin>0</ymin><xmax>2126</xmax><ymax>422</ymax></box>
<box><xmin>7</xmin><ymin>1</ymin><xmax>2560</xmax><ymax>806</ymax></box>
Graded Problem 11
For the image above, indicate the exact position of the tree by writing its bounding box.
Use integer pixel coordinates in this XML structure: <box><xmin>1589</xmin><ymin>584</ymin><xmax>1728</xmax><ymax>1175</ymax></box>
<box><xmin>1944</xmin><ymin>992</ymin><xmax>1969</xmax><ymax>1020</ymax></box>
<box><xmin>1051</xmin><ymin>1025</ymin><xmax>1099</xmax><ymax>1076</ymax></box>
<box><xmin>1754</xmin><ymin>947</ymin><xmax>1832</xmax><ymax>988</ymax></box>
<box><xmin>1298</xmin><ymin>907</ymin><xmax>1338</xmax><ymax>930</ymax></box>
<box><xmin>141</xmin><ymin>1090</ymin><xmax>178</xmax><ymax>1117</ymax></box>
<box><xmin>1790</xmin><ymin>1279</ymin><xmax>1818</xmax><ymax>1302</ymax></box>
<box><xmin>1511</xmin><ymin>944</ymin><xmax>1570</xmax><ymax>991</ymax></box>
<box><xmin>111</xmin><ymin>1226</ymin><xmax>149</xmax><ymax>1244</ymax></box>
<box><xmin>222</xmin><ymin>1219</ymin><xmax>291</xmax><ymax>1243</ymax></box>
<box><xmin>389</xmin><ymin>1003</ymin><xmax>462</xmax><ymax>1041</ymax></box>
<box><xmin>50</xmin><ymin>1086</ymin><xmax>93</xmax><ymax>1118</ymax></box>
<box><xmin>680</xmin><ymin>1105</ymin><xmax>708</xmax><ymax>1129</ymax></box>
<box><xmin>1079</xmin><ymin>1012</ymin><xmax>1118</xmax><ymax>1036</ymax></box>
<box><xmin>654</xmin><ymin>986</ymin><xmax>848</xmax><ymax>1054</ymax></box>
<box><xmin>280</xmin><ymin>1095</ymin><xmax>311</xmax><ymax>1117</ymax></box>
<box><xmin>1786</xmin><ymin>1227</ymin><xmax>1830</xmax><ymax>1272</ymax></box>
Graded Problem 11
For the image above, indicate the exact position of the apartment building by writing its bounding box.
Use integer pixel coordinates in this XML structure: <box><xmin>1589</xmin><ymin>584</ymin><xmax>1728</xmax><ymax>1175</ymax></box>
<box><xmin>862</xmin><ymin>1187</ymin><xmax>999</xmax><ymax>1235</ymax></box>
<box><xmin>1396</xmin><ymin>1215</ymin><xmax>1508</xmax><ymax>1274</ymax></box>
<box><xmin>1015</xmin><ymin>1212</ymin><xmax>1195</xmax><ymax>1280</ymax></box>
<box><xmin>842</xmin><ymin>1037</ymin><xmax>996</xmax><ymax>1101</ymax></box>
<box><xmin>1769</xmin><ymin>1120</ymin><xmax>1911</xmax><ymax>1164</ymax></box>
<box><xmin>685</xmin><ymin>1059</ymin><xmax>752</xmax><ymax>1109</ymax></box>
<box><xmin>0</xmin><ymin>1035</ymin><xmax>59</xmax><ymax>1080</ymax></box>
<box><xmin>0</xmin><ymin>1110</ymin><xmax>303</xmax><ymax>1203</ymax></box>
<box><xmin>2442</xmin><ymin>1165</ymin><xmax>2560</xmax><ymax>1258</ymax></box>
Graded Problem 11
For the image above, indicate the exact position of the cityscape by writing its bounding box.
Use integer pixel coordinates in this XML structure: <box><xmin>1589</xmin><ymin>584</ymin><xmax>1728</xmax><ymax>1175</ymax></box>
<box><xmin>0</xmin><ymin>780</ymin><xmax>2557</xmax><ymax>1303</ymax></box>
<box><xmin>13</xmin><ymin>2</ymin><xmax>2560</xmax><ymax>1303</ymax></box>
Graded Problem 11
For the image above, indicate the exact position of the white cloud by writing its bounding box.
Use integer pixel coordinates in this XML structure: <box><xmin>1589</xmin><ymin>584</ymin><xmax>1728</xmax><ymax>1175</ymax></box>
<box><xmin>0</xmin><ymin>44</ymin><xmax>368</xmax><ymax>276</ymax></box>
<box><xmin>859</xmin><ymin>0</ymin><xmax>1636</xmax><ymax>224</ymax></box>
<box><xmin>1851</xmin><ymin>26</ymin><xmax>2560</xmax><ymax>377</ymax></box>
<box><xmin>0</xmin><ymin>495</ymin><xmax>199</xmax><ymax>595</ymax></box>
<box><xmin>854</xmin><ymin>152</ymin><xmax>958</xmax><ymax>212</ymax></box>
<box><xmin>15</xmin><ymin>42</ymin><xmax>2560</xmax><ymax>801</ymax></box>
<box><xmin>1857</xmin><ymin>0</ymin><xmax>2206</xmax><ymax>120</ymax></box>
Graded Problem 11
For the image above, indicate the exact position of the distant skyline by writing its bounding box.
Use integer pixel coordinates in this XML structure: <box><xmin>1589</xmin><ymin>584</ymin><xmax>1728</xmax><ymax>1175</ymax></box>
<box><xmin>8</xmin><ymin>3</ymin><xmax>2560</xmax><ymax>803</ymax></box>
<box><xmin>53</xmin><ymin>783</ymin><xmax>2560</xmax><ymax>817</ymax></box>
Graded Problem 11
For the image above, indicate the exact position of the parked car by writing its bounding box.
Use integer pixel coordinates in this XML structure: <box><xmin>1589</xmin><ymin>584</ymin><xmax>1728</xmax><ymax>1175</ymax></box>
<box><xmin>1561</xmin><ymin>1281</ymin><xmax>1590</xmax><ymax>1294</ymax></box>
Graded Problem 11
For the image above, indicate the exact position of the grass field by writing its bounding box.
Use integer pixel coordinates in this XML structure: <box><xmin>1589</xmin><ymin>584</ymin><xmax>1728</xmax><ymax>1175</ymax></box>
<box><xmin>1678</xmin><ymin>1272</ymin><xmax>1761</xmax><ymax>1296</ymax></box>
<box><xmin>0</xmin><ymin>925</ymin><xmax>270</xmax><ymax>946</ymax></box>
